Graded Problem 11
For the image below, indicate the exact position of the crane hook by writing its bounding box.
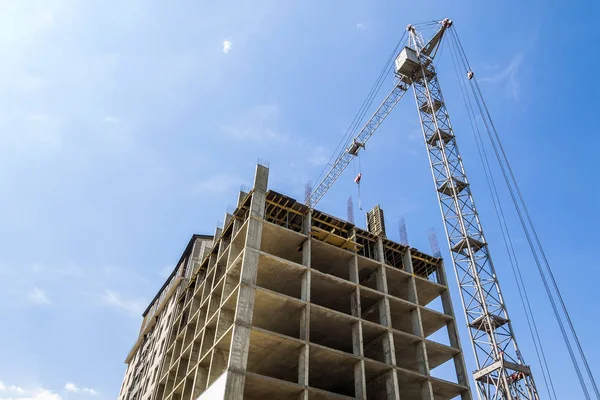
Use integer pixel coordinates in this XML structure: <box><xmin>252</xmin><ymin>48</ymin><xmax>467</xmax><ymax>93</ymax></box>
<box><xmin>354</xmin><ymin>172</ymin><xmax>363</xmax><ymax>210</ymax></box>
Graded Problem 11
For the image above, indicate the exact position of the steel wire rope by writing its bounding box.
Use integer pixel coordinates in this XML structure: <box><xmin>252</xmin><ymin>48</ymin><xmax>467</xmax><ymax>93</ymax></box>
<box><xmin>452</xmin><ymin>26</ymin><xmax>599</xmax><ymax>399</ymax></box>
<box><xmin>445</xmin><ymin>33</ymin><xmax>557</xmax><ymax>400</ymax></box>
<box><xmin>333</xmin><ymin>32</ymin><xmax>406</xmax><ymax>161</ymax></box>
<box><xmin>311</xmin><ymin>32</ymin><xmax>408</xmax><ymax>195</ymax></box>
<box><xmin>449</xmin><ymin>27</ymin><xmax>588</xmax><ymax>399</ymax></box>
<box><xmin>450</xmin><ymin>26</ymin><xmax>597</xmax><ymax>399</ymax></box>
<box><xmin>473</xmin><ymin>73</ymin><xmax>598</xmax><ymax>399</ymax></box>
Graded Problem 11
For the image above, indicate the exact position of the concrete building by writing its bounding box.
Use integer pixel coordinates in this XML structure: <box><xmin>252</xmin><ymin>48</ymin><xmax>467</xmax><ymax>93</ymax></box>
<box><xmin>119</xmin><ymin>164</ymin><xmax>472</xmax><ymax>400</ymax></box>
<box><xmin>119</xmin><ymin>235</ymin><xmax>214</xmax><ymax>400</ymax></box>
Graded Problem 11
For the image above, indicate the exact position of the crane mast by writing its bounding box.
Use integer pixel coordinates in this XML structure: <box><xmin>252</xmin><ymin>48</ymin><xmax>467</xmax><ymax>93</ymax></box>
<box><xmin>406</xmin><ymin>21</ymin><xmax>539</xmax><ymax>400</ymax></box>
<box><xmin>308</xmin><ymin>19</ymin><xmax>541</xmax><ymax>400</ymax></box>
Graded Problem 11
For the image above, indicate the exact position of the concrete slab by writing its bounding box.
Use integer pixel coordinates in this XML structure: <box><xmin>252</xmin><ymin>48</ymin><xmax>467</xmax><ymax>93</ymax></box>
<box><xmin>311</xmin><ymin>239</ymin><xmax>354</xmax><ymax>281</ymax></box>
<box><xmin>311</xmin><ymin>270</ymin><xmax>356</xmax><ymax>315</ymax></box>
<box><xmin>415</xmin><ymin>275</ymin><xmax>446</xmax><ymax>307</ymax></box>
<box><xmin>425</xmin><ymin>340</ymin><xmax>460</xmax><ymax>370</ymax></box>
<box><xmin>396</xmin><ymin>367</ymin><xmax>429</xmax><ymax>399</ymax></box>
<box><xmin>356</xmin><ymin>255</ymin><xmax>381</xmax><ymax>289</ymax></box>
<box><xmin>260</xmin><ymin>220</ymin><xmax>306</xmax><ymax>265</ymax></box>
<box><xmin>359</xmin><ymin>287</ymin><xmax>385</xmax><ymax>325</ymax></box>
<box><xmin>310</xmin><ymin>305</ymin><xmax>356</xmax><ymax>354</ymax></box>
<box><xmin>420</xmin><ymin>307</ymin><xmax>452</xmax><ymax>338</ymax></box>
<box><xmin>307</xmin><ymin>387</ymin><xmax>355</xmax><ymax>400</ymax></box>
<box><xmin>385</xmin><ymin>266</ymin><xmax>412</xmax><ymax>302</ymax></box>
<box><xmin>252</xmin><ymin>288</ymin><xmax>305</xmax><ymax>338</ymax></box>
<box><xmin>243</xmin><ymin>372</ymin><xmax>303</xmax><ymax>400</ymax></box>
<box><xmin>361</xmin><ymin>321</ymin><xmax>388</xmax><ymax>349</ymax></box>
<box><xmin>430</xmin><ymin>376</ymin><xmax>469</xmax><ymax>399</ymax></box>
<box><xmin>256</xmin><ymin>252</ymin><xmax>306</xmax><ymax>299</ymax></box>
<box><xmin>393</xmin><ymin>330</ymin><xmax>422</xmax><ymax>371</ymax></box>
<box><xmin>388</xmin><ymin>297</ymin><xmax>418</xmax><ymax>334</ymax></box>
<box><xmin>247</xmin><ymin>327</ymin><xmax>303</xmax><ymax>383</ymax></box>
<box><xmin>309</xmin><ymin>344</ymin><xmax>359</xmax><ymax>397</ymax></box>
<box><xmin>363</xmin><ymin>358</ymin><xmax>393</xmax><ymax>382</ymax></box>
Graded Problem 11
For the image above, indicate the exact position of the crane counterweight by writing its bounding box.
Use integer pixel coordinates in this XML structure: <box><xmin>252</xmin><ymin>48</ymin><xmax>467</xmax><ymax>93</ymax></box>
<box><xmin>395</xmin><ymin>47</ymin><xmax>421</xmax><ymax>80</ymax></box>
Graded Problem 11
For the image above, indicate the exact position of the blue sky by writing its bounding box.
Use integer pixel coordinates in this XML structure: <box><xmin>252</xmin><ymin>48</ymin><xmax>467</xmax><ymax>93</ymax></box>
<box><xmin>0</xmin><ymin>0</ymin><xmax>598</xmax><ymax>399</ymax></box>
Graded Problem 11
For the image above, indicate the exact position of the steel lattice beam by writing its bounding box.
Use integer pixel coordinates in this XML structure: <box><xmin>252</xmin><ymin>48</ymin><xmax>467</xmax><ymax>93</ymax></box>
<box><xmin>306</xmin><ymin>19</ymin><xmax>542</xmax><ymax>399</ymax></box>
<box><xmin>307</xmin><ymin>83</ymin><xmax>409</xmax><ymax>208</ymax></box>
<box><xmin>408</xmin><ymin>24</ymin><xmax>540</xmax><ymax>400</ymax></box>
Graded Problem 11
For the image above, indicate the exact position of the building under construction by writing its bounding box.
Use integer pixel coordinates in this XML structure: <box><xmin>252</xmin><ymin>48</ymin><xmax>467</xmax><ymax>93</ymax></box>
<box><xmin>118</xmin><ymin>164</ymin><xmax>472</xmax><ymax>400</ymax></box>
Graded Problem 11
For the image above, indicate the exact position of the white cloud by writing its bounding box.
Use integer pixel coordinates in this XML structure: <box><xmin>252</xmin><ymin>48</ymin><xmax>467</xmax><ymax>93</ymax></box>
<box><xmin>222</xmin><ymin>40</ymin><xmax>232</xmax><ymax>54</ymax></box>
<box><xmin>64</xmin><ymin>383</ymin><xmax>97</xmax><ymax>396</ymax></box>
<box><xmin>28</xmin><ymin>288</ymin><xmax>51</xmax><ymax>305</ymax></box>
<box><xmin>478</xmin><ymin>52</ymin><xmax>524</xmax><ymax>101</ymax></box>
<box><xmin>0</xmin><ymin>388</ymin><xmax>60</xmax><ymax>400</ymax></box>
<box><xmin>356</xmin><ymin>22</ymin><xmax>366</xmax><ymax>31</ymax></box>
<box><xmin>62</xmin><ymin>384</ymin><xmax>76</xmax><ymax>393</ymax></box>
<box><xmin>101</xmin><ymin>290</ymin><xmax>145</xmax><ymax>317</ymax></box>
<box><xmin>0</xmin><ymin>382</ymin><xmax>25</xmax><ymax>393</ymax></box>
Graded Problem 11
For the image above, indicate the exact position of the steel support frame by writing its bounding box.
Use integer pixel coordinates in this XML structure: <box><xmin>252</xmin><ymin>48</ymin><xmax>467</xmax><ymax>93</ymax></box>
<box><xmin>408</xmin><ymin>29</ymin><xmax>539</xmax><ymax>400</ymax></box>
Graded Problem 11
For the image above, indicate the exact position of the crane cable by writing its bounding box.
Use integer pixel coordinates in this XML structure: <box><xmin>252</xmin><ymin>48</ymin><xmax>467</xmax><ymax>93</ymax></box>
<box><xmin>452</xmin><ymin>26</ymin><xmax>599</xmax><ymax>400</ymax></box>
<box><xmin>449</xmin><ymin>26</ymin><xmax>599</xmax><ymax>399</ymax></box>
<box><xmin>445</xmin><ymin>35</ymin><xmax>557</xmax><ymax>400</ymax></box>
<box><xmin>449</xmin><ymin>26</ymin><xmax>590</xmax><ymax>400</ymax></box>
<box><xmin>352</xmin><ymin>156</ymin><xmax>363</xmax><ymax>210</ymax></box>
<box><xmin>312</xmin><ymin>32</ymin><xmax>408</xmax><ymax>199</ymax></box>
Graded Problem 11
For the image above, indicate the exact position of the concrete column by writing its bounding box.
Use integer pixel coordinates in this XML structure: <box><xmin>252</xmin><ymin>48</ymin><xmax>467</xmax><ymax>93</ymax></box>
<box><xmin>438</xmin><ymin>261</ymin><xmax>471</xmax><ymax>400</ymax></box>
<box><xmin>349</xmin><ymin>252</ymin><xmax>361</xmax><ymax>318</ymax></box>
<box><xmin>224</xmin><ymin>165</ymin><xmax>268</xmax><ymax>400</ymax></box>
<box><xmin>302</xmin><ymin>212</ymin><xmax>312</xmax><ymax>268</ymax></box>
<box><xmin>213</xmin><ymin>227</ymin><xmax>223</xmax><ymax>249</ymax></box>
<box><xmin>299</xmin><ymin>272</ymin><xmax>311</xmax><ymax>395</ymax></box>
<box><xmin>375</xmin><ymin>238</ymin><xmax>401</xmax><ymax>400</ymax></box>
<box><xmin>232</xmin><ymin>191</ymin><xmax>249</xmax><ymax>241</ymax></box>
<box><xmin>402</xmin><ymin>249</ymin><xmax>418</xmax><ymax>304</ymax></box>
<box><xmin>351</xmin><ymin>247</ymin><xmax>366</xmax><ymax>399</ymax></box>
<box><xmin>354</xmin><ymin>359</ymin><xmax>367</xmax><ymax>400</ymax></box>
<box><xmin>224</xmin><ymin>213</ymin><xmax>233</xmax><ymax>230</ymax></box>
<box><xmin>375</xmin><ymin>237</ymin><xmax>385</xmax><ymax>267</ymax></box>
<box><xmin>352</xmin><ymin>320</ymin><xmax>367</xmax><ymax>400</ymax></box>
<box><xmin>232</xmin><ymin>218</ymin><xmax>242</xmax><ymax>239</ymax></box>
<box><xmin>404</xmin><ymin>249</ymin><xmax>434</xmax><ymax>400</ymax></box>
<box><xmin>420</xmin><ymin>382</ymin><xmax>435</xmax><ymax>400</ymax></box>
<box><xmin>237</xmin><ymin>190</ymin><xmax>249</xmax><ymax>207</ymax></box>
<box><xmin>298</xmin><ymin>345</ymin><xmax>310</xmax><ymax>400</ymax></box>
<box><xmin>298</xmin><ymin>211</ymin><xmax>312</xmax><ymax>400</ymax></box>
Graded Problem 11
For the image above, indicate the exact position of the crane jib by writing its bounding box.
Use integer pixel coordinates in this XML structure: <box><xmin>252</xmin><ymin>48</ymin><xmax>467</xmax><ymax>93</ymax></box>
<box><xmin>307</xmin><ymin>83</ymin><xmax>409</xmax><ymax>207</ymax></box>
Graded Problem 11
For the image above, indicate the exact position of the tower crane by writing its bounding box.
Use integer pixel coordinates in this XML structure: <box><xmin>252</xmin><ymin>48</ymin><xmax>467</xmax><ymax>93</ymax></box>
<box><xmin>307</xmin><ymin>19</ymin><xmax>540</xmax><ymax>400</ymax></box>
